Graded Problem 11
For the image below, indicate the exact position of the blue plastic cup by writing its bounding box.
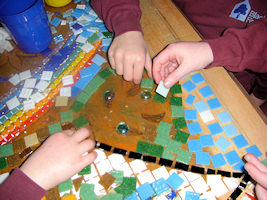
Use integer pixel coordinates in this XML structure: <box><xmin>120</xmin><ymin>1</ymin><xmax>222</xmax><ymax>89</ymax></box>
<box><xmin>0</xmin><ymin>0</ymin><xmax>52</xmax><ymax>53</ymax></box>
<box><xmin>0</xmin><ymin>0</ymin><xmax>36</xmax><ymax>16</ymax></box>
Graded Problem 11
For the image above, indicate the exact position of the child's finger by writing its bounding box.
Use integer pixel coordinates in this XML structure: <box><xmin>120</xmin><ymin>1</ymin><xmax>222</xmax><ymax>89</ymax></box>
<box><xmin>245</xmin><ymin>153</ymin><xmax>267</xmax><ymax>173</ymax></box>
<box><xmin>144</xmin><ymin>53</ymin><xmax>152</xmax><ymax>79</ymax></box>
<box><xmin>73</xmin><ymin>128</ymin><xmax>90</xmax><ymax>143</ymax></box>
<box><xmin>245</xmin><ymin>162</ymin><xmax>267</xmax><ymax>188</ymax></box>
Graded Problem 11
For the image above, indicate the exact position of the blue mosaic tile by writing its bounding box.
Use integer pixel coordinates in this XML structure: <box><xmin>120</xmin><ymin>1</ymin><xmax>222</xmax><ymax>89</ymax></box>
<box><xmin>185</xmin><ymin>191</ymin><xmax>200</xmax><ymax>200</ymax></box>
<box><xmin>199</xmin><ymin>86</ymin><xmax>214</xmax><ymax>98</ymax></box>
<box><xmin>50</xmin><ymin>16</ymin><xmax>62</xmax><ymax>27</ymax></box>
<box><xmin>232</xmin><ymin>134</ymin><xmax>248</xmax><ymax>149</ymax></box>
<box><xmin>193</xmin><ymin>101</ymin><xmax>209</xmax><ymax>113</ymax></box>
<box><xmin>217</xmin><ymin>111</ymin><xmax>232</xmax><ymax>124</ymax></box>
<box><xmin>207</xmin><ymin>122</ymin><xmax>223</xmax><ymax>135</ymax></box>
<box><xmin>184</xmin><ymin>109</ymin><xmax>197</xmax><ymax>121</ymax></box>
<box><xmin>166</xmin><ymin>173</ymin><xmax>184</xmax><ymax>191</ymax></box>
<box><xmin>199</xmin><ymin>134</ymin><xmax>214</xmax><ymax>147</ymax></box>
<box><xmin>196</xmin><ymin>152</ymin><xmax>210</xmax><ymax>165</ymax></box>
<box><xmin>92</xmin><ymin>54</ymin><xmax>106</xmax><ymax>66</ymax></box>
<box><xmin>185</xmin><ymin>94</ymin><xmax>195</xmax><ymax>105</ymax></box>
<box><xmin>215</xmin><ymin>136</ymin><xmax>231</xmax><ymax>152</ymax></box>
<box><xmin>233</xmin><ymin>161</ymin><xmax>245</xmax><ymax>172</ymax></box>
<box><xmin>222</xmin><ymin>124</ymin><xmax>238</xmax><ymax>137</ymax></box>
<box><xmin>182</xmin><ymin>80</ymin><xmax>197</xmax><ymax>93</ymax></box>
<box><xmin>151</xmin><ymin>178</ymin><xmax>169</xmax><ymax>195</ymax></box>
<box><xmin>207</xmin><ymin>98</ymin><xmax>222</xmax><ymax>110</ymax></box>
<box><xmin>187</xmin><ymin>122</ymin><xmax>202</xmax><ymax>135</ymax></box>
<box><xmin>125</xmin><ymin>193</ymin><xmax>138</xmax><ymax>200</ymax></box>
<box><xmin>246</xmin><ymin>145</ymin><xmax>262</xmax><ymax>157</ymax></box>
<box><xmin>188</xmin><ymin>139</ymin><xmax>202</xmax><ymax>152</ymax></box>
<box><xmin>190</xmin><ymin>73</ymin><xmax>205</xmax><ymax>84</ymax></box>
<box><xmin>136</xmin><ymin>182</ymin><xmax>155</xmax><ymax>200</ymax></box>
<box><xmin>224</xmin><ymin>150</ymin><xmax>241</xmax><ymax>165</ymax></box>
<box><xmin>210</xmin><ymin>153</ymin><xmax>227</xmax><ymax>169</ymax></box>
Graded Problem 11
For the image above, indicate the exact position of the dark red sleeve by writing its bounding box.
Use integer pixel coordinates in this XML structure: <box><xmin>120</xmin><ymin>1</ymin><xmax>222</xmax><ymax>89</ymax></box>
<box><xmin>204</xmin><ymin>18</ymin><xmax>267</xmax><ymax>73</ymax></box>
<box><xmin>204</xmin><ymin>18</ymin><xmax>267</xmax><ymax>100</ymax></box>
<box><xmin>0</xmin><ymin>168</ymin><xmax>47</xmax><ymax>200</ymax></box>
<box><xmin>90</xmin><ymin>0</ymin><xmax>143</xmax><ymax>37</ymax></box>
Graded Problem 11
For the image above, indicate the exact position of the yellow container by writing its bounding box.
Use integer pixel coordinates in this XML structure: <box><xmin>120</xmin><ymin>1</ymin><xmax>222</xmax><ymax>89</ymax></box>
<box><xmin>45</xmin><ymin>0</ymin><xmax>72</xmax><ymax>7</ymax></box>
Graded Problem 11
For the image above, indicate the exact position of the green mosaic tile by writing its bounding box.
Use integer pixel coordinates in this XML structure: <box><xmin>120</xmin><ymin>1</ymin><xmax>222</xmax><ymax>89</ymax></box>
<box><xmin>84</xmin><ymin>75</ymin><xmax>105</xmax><ymax>97</ymax></box>
<box><xmin>80</xmin><ymin>183</ymin><xmax>98</xmax><ymax>200</ymax></box>
<box><xmin>76</xmin><ymin>91</ymin><xmax>91</xmax><ymax>104</ymax></box>
<box><xmin>58</xmin><ymin>179</ymin><xmax>73</xmax><ymax>193</ymax></box>
<box><xmin>172</xmin><ymin>118</ymin><xmax>187</xmax><ymax>129</ymax></box>
<box><xmin>157</xmin><ymin>121</ymin><xmax>172</xmax><ymax>136</ymax></box>
<box><xmin>48</xmin><ymin>123</ymin><xmax>62</xmax><ymax>135</ymax></box>
<box><xmin>0</xmin><ymin>157</ymin><xmax>7</xmax><ymax>170</ymax></box>
<box><xmin>174</xmin><ymin>130</ymin><xmax>190</xmax><ymax>144</ymax></box>
<box><xmin>101</xmin><ymin>193</ymin><xmax>123</xmax><ymax>200</ymax></box>
<box><xmin>171</xmin><ymin>105</ymin><xmax>184</xmax><ymax>118</ymax></box>
<box><xmin>136</xmin><ymin>141</ymin><xmax>151</xmax><ymax>155</ymax></box>
<box><xmin>102</xmin><ymin>31</ymin><xmax>113</xmax><ymax>38</ymax></box>
<box><xmin>60</xmin><ymin>110</ymin><xmax>73</xmax><ymax>123</ymax></box>
<box><xmin>108</xmin><ymin>67</ymin><xmax>117</xmax><ymax>75</ymax></box>
<box><xmin>176</xmin><ymin>149</ymin><xmax>192</xmax><ymax>164</ymax></box>
<box><xmin>150</xmin><ymin>144</ymin><xmax>164</xmax><ymax>157</ymax></box>
<box><xmin>98</xmin><ymin>68</ymin><xmax>113</xmax><ymax>79</ymax></box>
<box><xmin>78</xmin><ymin>165</ymin><xmax>91</xmax><ymax>175</ymax></box>
<box><xmin>0</xmin><ymin>143</ymin><xmax>14</xmax><ymax>157</ymax></box>
<box><xmin>166</xmin><ymin>140</ymin><xmax>181</xmax><ymax>154</ymax></box>
<box><xmin>153</xmin><ymin>93</ymin><xmax>166</xmax><ymax>103</ymax></box>
<box><xmin>170</xmin><ymin>84</ymin><xmax>182</xmax><ymax>94</ymax></box>
<box><xmin>140</xmin><ymin>78</ymin><xmax>154</xmax><ymax>89</ymax></box>
<box><xmin>163</xmin><ymin>150</ymin><xmax>176</xmax><ymax>159</ymax></box>
<box><xmin>114</xmin><ymin>177</ymin><xmax>137</xmax><ymax>199</ymax></box>
<box><xmin>70</xmin><ymin>100</ymin><xmax>85</xmax><ymax>113</ymax></box>
<box><xmin>110</xmin><ymin>170</ymin><xmax>124</xmax><ymax>183</ymax></box>
<box><xmin>170</xmin><ymin>97</ymin><xmax>182</xmax><ymax>106</ymax></box>
<box><xmin>154</xmin><ymin>134</ymin><xmax>170</xmax><ymax>147</ymax></box>
<box><xmin>80</xmin><ymin>183</ymin><xmax>94</xmax><ymax>194</ymax></box>
<box><xmin>262</xmin><ymin>159</ymin><xmax>267</xmax><ymax>166</ymax></box>
<box><xmin>136</xmin><ymin>141</ymin><xmax>164</xmax><ymax>157</ymax></box>
<box><xmin>73</xmin><ymin>115</ymin><xmax>89</xmax><ymax>129</ymax></box>
<box><xmin>88</xmin><ymin>33</ymin><xmax>100</xmax><ymax>44</ymax></box>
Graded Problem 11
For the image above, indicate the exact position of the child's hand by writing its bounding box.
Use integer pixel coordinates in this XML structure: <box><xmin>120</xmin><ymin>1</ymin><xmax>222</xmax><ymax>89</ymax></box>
<box><xmin>108</xmin><ymin>31</ymin><xmax>152</xmax><ymax>84</ymax></box>
<box><xmin>20</xmin><ymin>128</ymin><xmax>97</xmax><ymax>190</ymax></box>
<box><xmin>153</xmin><ymin>42</ymin><xmax>214</xmax><ymax>88</ymax></box>
<box><xmin>245</xmin><ymin>153</ymin><xmax>267</xmax><ymax>200</ymax></box>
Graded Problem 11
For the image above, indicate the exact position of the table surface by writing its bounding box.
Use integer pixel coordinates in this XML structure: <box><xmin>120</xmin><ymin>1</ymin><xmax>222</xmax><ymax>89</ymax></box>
<box><xmin>0</xmin><ymin>0</ymin><xmax>266</xmax><ymax>199</ymax></box>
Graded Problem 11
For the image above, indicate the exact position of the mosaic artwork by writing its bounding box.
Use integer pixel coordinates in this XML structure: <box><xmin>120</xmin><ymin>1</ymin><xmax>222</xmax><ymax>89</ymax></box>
<box><xmin>0</xmin><ymin>1</ymin><xmax>266</xmax><ymax>200</ymax></box>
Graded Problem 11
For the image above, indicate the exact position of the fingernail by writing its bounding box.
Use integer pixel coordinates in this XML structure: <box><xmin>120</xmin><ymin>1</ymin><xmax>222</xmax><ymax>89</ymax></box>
<box><xmin>244</xmin><ymin>154</ymin><xmax>250</xmax><ymax>162</ymax></box>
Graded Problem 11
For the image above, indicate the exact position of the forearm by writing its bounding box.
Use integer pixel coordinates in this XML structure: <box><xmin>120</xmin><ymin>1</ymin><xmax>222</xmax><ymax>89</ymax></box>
<box><xmin>90</xmin><ymin>0</ymin><xmax>143</xmax><ymax>37</ymax></box>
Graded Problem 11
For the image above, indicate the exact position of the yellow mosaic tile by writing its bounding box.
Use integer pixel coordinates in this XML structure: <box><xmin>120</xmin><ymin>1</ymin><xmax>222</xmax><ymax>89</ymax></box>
<box><xmin>24</xmin><ymin>133</ymin><xmax>39</xmax><ymax>147</ymax></box>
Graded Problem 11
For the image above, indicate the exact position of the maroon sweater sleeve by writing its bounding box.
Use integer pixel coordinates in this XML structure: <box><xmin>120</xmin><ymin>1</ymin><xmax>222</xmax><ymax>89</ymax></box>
<box><xmin>90</xmin><ymin>0</ymin><xmax>142</xmax><ymax>37</ymax></box>
<box><xmin>204</xmin><ymin>18</ymin><xmax>267</xmax><ymax>100</ymax></box>
<box><xmin>204</xmin><ymin>18</ymin><xmax>267</xmax><ymax>73</ymax></box>
<box><xmin>0</xmin><ymin>168</ymin><xmax>47</xmax><ymax>200</ymax></box>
